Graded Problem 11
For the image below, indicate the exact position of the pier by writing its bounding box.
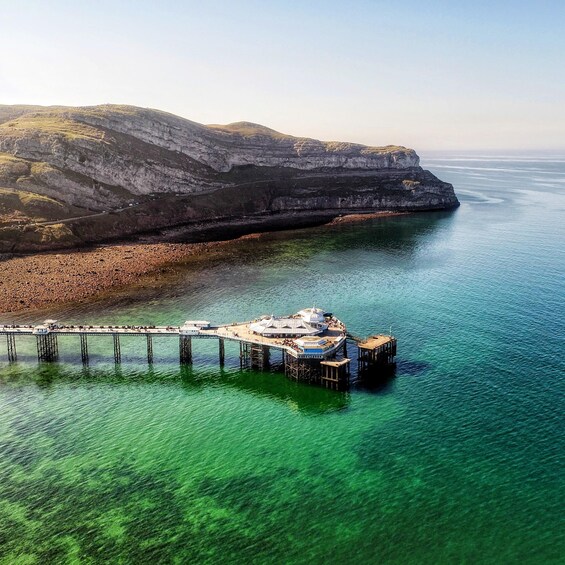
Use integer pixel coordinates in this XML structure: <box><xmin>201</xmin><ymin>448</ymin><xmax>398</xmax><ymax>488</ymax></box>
<box><xmin>0</xmin><ymin>308</ymin><xmax>396</xmax><ymax>389</ymax></box>
<box><xmin>357</xmin><ymin>334</ymin><xmax>398</xmax><ymax>373</ymax></box>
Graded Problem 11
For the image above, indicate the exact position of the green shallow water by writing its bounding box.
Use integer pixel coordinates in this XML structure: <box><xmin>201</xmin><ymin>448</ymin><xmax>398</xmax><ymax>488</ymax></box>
<box><xmin>1</xmin><ymin>153</ymin><xmax>564</xmax><ymax>564</ymax></box>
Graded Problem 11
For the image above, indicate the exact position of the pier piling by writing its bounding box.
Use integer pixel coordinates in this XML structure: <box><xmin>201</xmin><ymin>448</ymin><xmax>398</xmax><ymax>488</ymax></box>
<box><xmin>147</xmin><ymin>335</ymin><xmax>153</xmax><ymax>364</ymax></box>
<box><xmin>320</xmin><ymin>359</ymin><xmax>351</xmax><ymax>390</ymax></box>
<box><xmin>179</xmin><ymin>336</ymin><xmax>192</xmax><ymax>364</ymax></box>
<box><xmin>250</xmin><ymin>344</ymin><xmax>270</xmax><ymax>370</ymax></box>
<box><xmin>239</xmin><ymin>342</ymin><xmax>251</xmax><ymax>368</ymax></box>
<box><xmin>6</xmin><ymin>333</ymin><xmax>17</xmax><ymax>363</ymax></box>
<box><xmin>37</xmin><ymin>333</ymin><xmax>59</xmax><ymax>362</ymax></box>
<box><xmin>80</xmin><ymin>334</ymin><xmax>89</xmax><ymax>365</ymax></box>
<box><xmin>113</xmin><ymin>334</ymin><xmax>121</xmax><ymax>364</ymax></box>
<box><xmin>219</xmin><ymin>338</ymin><xmax>225</xmax><ymax>366</ymax></box>
<box><xmin>284</xmin><ymin>353</ymin><xmax>320</xmax><ymax>383</ymax></box>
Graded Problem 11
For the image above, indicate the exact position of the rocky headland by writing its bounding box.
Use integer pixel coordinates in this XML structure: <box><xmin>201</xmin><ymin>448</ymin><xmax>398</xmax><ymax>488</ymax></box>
<box><xmin>0</xmin><ymin>104</ymin><xmax>458</xmax><ymax>252</ymax></box>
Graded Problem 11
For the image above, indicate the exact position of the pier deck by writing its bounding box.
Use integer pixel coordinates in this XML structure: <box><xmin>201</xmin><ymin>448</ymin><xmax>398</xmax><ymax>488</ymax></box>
<box><xmin>0</xmin><ymin>309</ymin><xmax>395</xmax><ymax>388</ymax></box>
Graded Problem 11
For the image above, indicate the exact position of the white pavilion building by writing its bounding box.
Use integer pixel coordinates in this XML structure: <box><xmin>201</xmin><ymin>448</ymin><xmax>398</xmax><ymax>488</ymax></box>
<box><xmin>249</xmin><ymin>307</ymin><xmax>329</xmax><ymax>338</ymax></box>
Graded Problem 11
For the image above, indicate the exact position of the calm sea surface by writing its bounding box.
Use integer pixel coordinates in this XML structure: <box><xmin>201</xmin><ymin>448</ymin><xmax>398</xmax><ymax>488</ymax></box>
<box><xmin>0</xmin><ymin>153</ymin><xmax>564</xmax><ymax>564</ymax></box>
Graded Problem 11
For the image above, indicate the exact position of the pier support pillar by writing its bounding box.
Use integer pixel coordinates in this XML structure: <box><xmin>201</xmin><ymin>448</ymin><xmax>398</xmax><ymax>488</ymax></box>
<box><xmin>113</xmin><ymin>334</ymin><xmax>121</xmax><ymax>364</ymax></box>
<box><xmin>147</xmin><ymin>335</ymin><xmax>153</xmax><ymax>364</ymax></box>
<box><xmin>6</xmin><ymin>334</ymin><xmax>17</xmax><ymax>363</ymax></box>
<box><xmin>179</xmin><ymin>336</ymin><xmax>192</xmax><ymax>365</ymax></box>
<box><xmin>284</xmin><ymin>353</ymin><xmax>321</xmax><ymax>383</ymax></box>
<box><xmin>239</xmin><ymin>342</ymin><xmax>250</xmax><ymax>368</ymax></box>
<box><xmin>218</xmin><ymin>338</ymin><xmax>225</xmax><ymax>367</ymax></box>
<box><xmin>80</xmin><ymin>334</ymin><xmax>89</xmax><ymax>365</ymax></box>
<box><xmin>37</xmin><ymin>333</ymin><xmax>59</xmax><ymax>362</ymax></box>
<box><xmin>320</xmin><ymin>359</ymin><xmax>351</xmax><ymax>390</ymax></box>
<box><xmin>250</xmin><ymin>344</ymin><xmax>270</xmax><ymax>371</ymax></box>
<box><xmin>343</xmin><ymin>339</ymin><xmax>348</xmax><ymax>358</ymax></box>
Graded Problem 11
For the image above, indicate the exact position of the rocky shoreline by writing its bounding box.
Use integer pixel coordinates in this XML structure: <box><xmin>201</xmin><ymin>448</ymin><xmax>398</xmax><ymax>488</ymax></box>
<box><xmin>0</xmin><ymin>211</ymin><xmax>407</xmax><ymax>315</ymax></box>
<box><xmin>0</xmin><ymin>242</ymin><xmax>207</xmax><ymax>314</ymax></box>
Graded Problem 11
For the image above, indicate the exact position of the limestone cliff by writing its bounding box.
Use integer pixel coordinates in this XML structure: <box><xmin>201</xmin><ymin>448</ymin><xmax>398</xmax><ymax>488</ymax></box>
<box><xmin>0</xmin><ymin>104</ymin><xmax>458</xmax><ymax>251</ymax></box>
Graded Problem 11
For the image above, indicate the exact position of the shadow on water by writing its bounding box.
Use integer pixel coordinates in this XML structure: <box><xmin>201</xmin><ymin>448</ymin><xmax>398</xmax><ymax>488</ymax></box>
<box><xmin>0</xmin><ymin>360</ymin><xmax>350</xmax><ymax>415</ymax></box>
<box><xmin>354</xmin><ymin>365</ymin><xmax>397</xmax><ymax>394</ymax></box>
<box><xmin>395</xmin><ymin>358</ymin><xmax>433</xmax><ymax>377</ymax></box>
<box><xmin>178</xmin><ymin>364</ymin><xmax>350</xmax><ymax>414</ymax></box>
<box><xmin>218</xmin><ymin>209</ymin><xmax>459</xmax><ymax>264</ymax></box>
<box><xmin>351</xmin><ymin>358</ymin><xmax>431</xmax><ymax>394</ymax></box>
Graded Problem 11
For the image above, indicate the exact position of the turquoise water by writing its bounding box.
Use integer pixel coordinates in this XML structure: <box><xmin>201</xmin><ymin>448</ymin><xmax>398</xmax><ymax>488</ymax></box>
<box><xmin>1</xmin><ymin>154</ymin><xmax>564</xmax><ymax>564</ymax></box>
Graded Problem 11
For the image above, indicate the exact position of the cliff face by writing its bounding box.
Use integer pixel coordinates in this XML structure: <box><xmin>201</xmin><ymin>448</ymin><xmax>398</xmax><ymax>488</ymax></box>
<box><xmin>0</xmin><ymin>104</ymin><xmax>458</xmax><ymax>251</ymax></box>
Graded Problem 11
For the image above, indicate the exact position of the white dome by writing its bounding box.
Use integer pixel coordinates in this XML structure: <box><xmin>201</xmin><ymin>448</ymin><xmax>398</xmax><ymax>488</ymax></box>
<box><xmin>298</xmin><ymin>307</ymin><xmax>326</xmax><ymax>324</ymax></box>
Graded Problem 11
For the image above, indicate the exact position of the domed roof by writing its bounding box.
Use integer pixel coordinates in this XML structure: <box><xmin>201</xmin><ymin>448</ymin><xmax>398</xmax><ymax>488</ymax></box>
<box><xmin>297</xmin><ymin>307</ymin><xmax>326</xmax><ymax>324</ymax></box>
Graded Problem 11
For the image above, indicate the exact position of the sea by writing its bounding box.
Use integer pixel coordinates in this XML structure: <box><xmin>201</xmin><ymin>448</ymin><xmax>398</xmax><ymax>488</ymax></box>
<box><xmin>0</xmin><ymin>153</ymin><xmax>563</xmax><ymax>564</ymax></box>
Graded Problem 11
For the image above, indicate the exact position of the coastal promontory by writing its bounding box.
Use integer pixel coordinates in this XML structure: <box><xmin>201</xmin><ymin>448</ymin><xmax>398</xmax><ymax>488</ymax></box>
<box><xmin>0</xmin><ymin>104</ymin><xmax>459</xmax><ymax>251</ymax></box>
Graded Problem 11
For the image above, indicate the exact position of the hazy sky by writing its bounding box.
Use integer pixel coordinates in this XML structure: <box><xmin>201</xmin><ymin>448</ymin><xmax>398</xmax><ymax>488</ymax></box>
<box><xmin>1</xmin><ymin>0</ymin><xmax>564</xmax><ymax>150</ymax></box>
